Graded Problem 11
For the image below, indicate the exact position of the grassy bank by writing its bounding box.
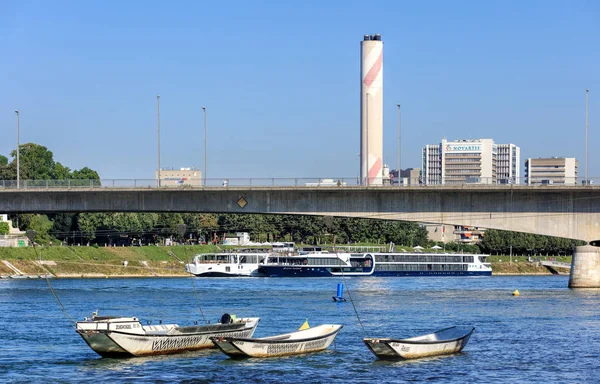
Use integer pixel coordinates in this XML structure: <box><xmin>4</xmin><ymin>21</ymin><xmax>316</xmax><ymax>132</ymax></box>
<box><xmin>0</xmin><ymin>246</ymin><xmax>570</xmax><ymax>277</ymax></box>
<box><xmin>0</xmin><ymin>245</ymin><xmax>219</xmax><ymax>277</ymax></box>
<box><xmin>488</xmin><ymin>255</ymin><xmax>571</xmax><ymax>275</ymax></box>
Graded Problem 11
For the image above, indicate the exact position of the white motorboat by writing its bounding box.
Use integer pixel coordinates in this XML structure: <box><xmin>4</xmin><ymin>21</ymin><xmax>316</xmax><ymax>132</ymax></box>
<box><xmin>76</xmin><ymin>312</ymin><xmax>260</xmax><ymax>357</ymax></box>
<box><xmin>185</xmin><ymin>252</ymin><xmax>270</xmax><ymax>277</ymax></box>
<box><xmin>363</xmin><ymin>326</ymin><xmax>475</xmax><ymax>360</ymax></box>
<box><xmin>210</xmin><ymin>324</ymin><xmax>343</xmax><ymax>358</ymax></box>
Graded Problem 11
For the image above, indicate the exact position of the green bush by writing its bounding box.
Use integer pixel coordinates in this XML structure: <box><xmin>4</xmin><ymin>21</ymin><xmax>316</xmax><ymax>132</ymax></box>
<box><xmin>0</xmin><ymin>222</ymin><xmax>9</xmax><ymax>235</ymax></box>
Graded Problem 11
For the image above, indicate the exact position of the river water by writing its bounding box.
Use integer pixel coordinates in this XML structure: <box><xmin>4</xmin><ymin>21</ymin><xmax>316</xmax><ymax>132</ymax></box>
<box><xmin>1</xmin><ymin>276</ymin><xmax>598</xmax><ymax>383</ymax></box>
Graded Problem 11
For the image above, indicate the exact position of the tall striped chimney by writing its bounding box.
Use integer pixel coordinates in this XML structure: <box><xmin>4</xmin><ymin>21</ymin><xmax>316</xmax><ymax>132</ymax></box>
<box><xmin>360</xmin><ymin>34</ymin><xmax>384</xmax><ymax>185</ymax></box>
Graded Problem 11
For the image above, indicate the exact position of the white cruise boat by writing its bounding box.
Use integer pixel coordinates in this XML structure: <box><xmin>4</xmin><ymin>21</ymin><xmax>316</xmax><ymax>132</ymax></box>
<box><xmin>258</xmin><ymin>252</ymin><xmax>492</xmax><ymax>277</ymax></box>
<box><xmin>185</xmin><ymin>252</ymin><xmax>271</xmax><ymax>277</ymax></box>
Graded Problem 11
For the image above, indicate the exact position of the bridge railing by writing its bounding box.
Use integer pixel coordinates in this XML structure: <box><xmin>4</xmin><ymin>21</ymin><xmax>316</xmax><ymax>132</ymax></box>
<box><xmin>0</xmin><ymin>177</ymin><xmax>597</xmax><ymax>189</ymax></box>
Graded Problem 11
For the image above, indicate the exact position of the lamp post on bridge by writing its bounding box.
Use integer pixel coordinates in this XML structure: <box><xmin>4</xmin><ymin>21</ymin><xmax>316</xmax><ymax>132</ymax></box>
<box><xmin>15</xmin><ymin>110</ymin><xmax>20</xmax><ymax>189</ymax></box>
<box><xmin>586</xmin><ymin>89</ymin><xmax>589</xmax><ymax>184</ymax></box>
<box><xmin>203</xmin><ymin>106</ymin><xmax>207</xmax><ymax>186</ymax></box>
<box><xmin>157</xmin><ymin>95</ymin><xmax>161</xmax><ymax>187</ymax></box>
<box><xmin>397</xmin><ymin>103</ymin><xmax>401</xmax><ymax>186</ymax></box>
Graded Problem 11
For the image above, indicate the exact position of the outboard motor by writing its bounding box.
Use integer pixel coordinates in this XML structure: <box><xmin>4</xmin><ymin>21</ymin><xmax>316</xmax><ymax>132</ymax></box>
<box><xmin>220</xmin><ymin>313</ymin><xmax>233</xmax><ymax>324</ymax></box>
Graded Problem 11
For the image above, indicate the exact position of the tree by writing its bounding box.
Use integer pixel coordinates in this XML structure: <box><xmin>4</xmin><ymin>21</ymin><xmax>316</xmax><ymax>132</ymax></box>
<box><xmin>72</xmin><ymin>167</ymin><xmax>100</xmax><ymax>180</ymax></box>
<box><xmin>10</xmin><ymin>143</ymin><xmax>55</xmax><ymax>180</ymax></box>
<box><xmin>53</xmin><ymin>162</ymin><xmax>72</xmax><ymax>180</ymax></box>
<box><xmin>480</xmin><ymin>228</ymin><xmax>582</xmax><ymax>255</ymax></box>
<box><xmin>156</xmin><ymin>213</ymin><xmax>184</xmax><ymax>237</ymax></box>
<box><xmin>28</xmin><ymin>215</ymin><xmax>55</xmax><ymax>245</ymax></box>
<box><xmin>182</xmin><ymin>213</ymin><xmax>218</xmax><ymax>242</ymax></box>
<box><xmin>0</xmin><ymin>162</ymin><xmax>16</xmax><ymax>180</ymax></box>
<box><xmin>48</xmin><ymin>213</ymin><xmax>76</xmax><ymax>235</ymax></box>
<box><xmin>78</xmin><ymin>213</ymin><xmax>106</xmax><ymax>241</ymax></box>
<box><xmin>4</xmin><ymin>143</ymin><xmax>100</xmax><ymax>183</ymax></box>
<box><xmin>0</xmin><ymin>154</ymin><xmax>9</xmax><ymax>181</ymax></box>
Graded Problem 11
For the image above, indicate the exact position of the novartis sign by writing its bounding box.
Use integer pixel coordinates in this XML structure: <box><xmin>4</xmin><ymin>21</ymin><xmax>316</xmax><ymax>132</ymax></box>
<box><xmin>445</xmin><ymin>144</ymin><xmax>482</xmax><ymax>152</ymax></box>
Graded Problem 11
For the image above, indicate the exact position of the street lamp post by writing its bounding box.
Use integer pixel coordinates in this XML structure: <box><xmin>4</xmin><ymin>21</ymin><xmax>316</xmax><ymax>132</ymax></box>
<box><xmin>397</xmin><ymin>103</ymin><xmax>401</xmax><ymax>185</ymax></box>
<box><xmin>15</xmin><ymin>110</ymin><xmax>20</xmax><ymax>189</ymax></box>
<box><xmin>202</xmin><ymin>106</ymin><xmax>207</xmax><ymax>186</ymax></box>
<box><xmin>586</xmin><ymin>89</ymin><xmax>589</xmax><ymax>184</ymax></box>
<box><xmin>365</xmin><ymin>93</ymin><xmax>370</xmax><ymax>186</ymax></box>
<box><xmin>157</xmin><ymin>95</ymin><xmax>161</xmax><ymax>187</ymax></box>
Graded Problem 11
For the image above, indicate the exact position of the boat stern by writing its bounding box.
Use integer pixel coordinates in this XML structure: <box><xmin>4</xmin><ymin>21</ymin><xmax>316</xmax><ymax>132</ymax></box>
<box><xmin>75</xmin><ymin>313</ymin><xmax>144</xmax><ymax>358</ymax></box>
<box><xmin>210</xmin><ymin>337</ymin><xmax>249</xmax><ymax>358</ymax></box>
<box><xmin>76</xmin><ymin>328</ymin><xmax>132</xmax><ymax>358</ymax></box>
<box><xmin>363</xmin><ymin>338</ymin><xmax>399</xmax><ymax>359</ymax></box>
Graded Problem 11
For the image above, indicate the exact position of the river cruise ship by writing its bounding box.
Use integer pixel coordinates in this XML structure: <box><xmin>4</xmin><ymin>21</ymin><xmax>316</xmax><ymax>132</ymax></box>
<box><xmin>257</xmin><ymin>252</ymin><xmax>492</xmax><ymax>277</ymax></box>
<box><xmin>185</xmin><ymin>252</ymin><xmax>270</xmax><ymax>277</ymax></box>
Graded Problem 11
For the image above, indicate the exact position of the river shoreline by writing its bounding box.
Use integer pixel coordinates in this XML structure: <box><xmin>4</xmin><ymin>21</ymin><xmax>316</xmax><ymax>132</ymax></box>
<box><xmin>0</xmin><ymin>264</ymin><xmax>565</xmax><ymax>279</ymax></box>
<box><xmin>0</xmin><ymin>245</ymin><xmax>569</xmax><ymax>278</ymax></box>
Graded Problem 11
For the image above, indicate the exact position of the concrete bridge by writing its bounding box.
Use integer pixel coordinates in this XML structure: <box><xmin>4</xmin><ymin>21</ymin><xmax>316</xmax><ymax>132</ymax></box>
<box><xmin>3</xmin><ymin>184</ymin><xmax>600</xmax><ymax>288</ymax></box>
<box><xmin>539</xmin><ymin>260</ymin><xmax>572</xmax><ymax>274</ymax></box>
<box><xmin>2</xmin><ymin>184</ymin><xmax>600</xmax><ymax>242</ymax></box>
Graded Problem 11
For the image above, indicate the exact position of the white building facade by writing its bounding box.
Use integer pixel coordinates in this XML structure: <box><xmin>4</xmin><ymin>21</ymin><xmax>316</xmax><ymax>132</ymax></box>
<box><xmin>0</xmin><ymin>214</ymin><xmax>28</xmax><ymax>247</ymax></box>
<box><xmin>421</xmin><ymin>139</ymin><xmax>520</xmax><ymax>185</ymax></box>
<box><xmin>525</xmin><ymin>157</ymin><xmax>578</xmax><ymax>185</ymax></box>
<box><xmin>422</xmin><ymin>145</ymin><xmax>442</xmax><ymax>185</ymax></box>
<box><xmin>156</xmin><ymin>167</ymin><xmax>202</xmax><ymax>187</ymax></box>
<box><xmin>496</xmin><ymin>144</ymin><xmax>520</xmax><ymax>184</ymax></box>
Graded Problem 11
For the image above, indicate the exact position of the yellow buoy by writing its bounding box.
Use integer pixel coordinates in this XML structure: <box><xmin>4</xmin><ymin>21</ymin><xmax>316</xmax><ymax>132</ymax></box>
<box><xmin>298</xmin><ymin>318</ymin><xmax>310</xmax><ymax>331</ymax></box>
<box><xmin>513</xmin><ymin>289</ymin><xmax>520</xmax><ymax>296</ymax></box>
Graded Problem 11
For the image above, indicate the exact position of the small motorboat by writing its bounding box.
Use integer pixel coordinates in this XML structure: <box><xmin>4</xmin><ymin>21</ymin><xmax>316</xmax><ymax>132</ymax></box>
<box><xmin>363</xmin><ymin>326</ymin><xmax>475</xmax><ymax>360</ymax></box>
<box><xmin>210</xmin><ymin>324</ymin><xmax>343</xmax><ymax>358</ymax></box>
<box><xmin>76</xmin><ymin>311</ymin><xmax>260</xmax><ymax>358</ymax></box>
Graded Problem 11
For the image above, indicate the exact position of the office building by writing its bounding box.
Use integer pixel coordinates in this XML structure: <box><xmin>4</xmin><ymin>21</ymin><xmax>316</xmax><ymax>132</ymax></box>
<box><xmin>525</xmin><ymin>158</ymin><xmax>578</xmax><ymax>185</ymax></box>
<box><xmin>390</xmin><ymin>168</ymin><xmax>421</xmax><ymax>185</ymax></box>
<box><xmin>496</xmin><ymin>144</ymin><xmax>520</xmax><ymax>184</ymax></box>
<box><xmin>156</xmin><ymin>167</ymin><xmax>202</xmax><ymax>186</ymax></box>
<box><xmin>422</xmin><ymin>145</ymin><xmax>442</xmax><ymax>185</ymax></box>
<box><xmin>423</xmin><ymin>223</ymin><xmax>486</xmax><ymax>244</ymax></box>
<box><xmin>421</xmin><ymin>139</ymin><xmax>521</xmax><ymax>185</ymax></box>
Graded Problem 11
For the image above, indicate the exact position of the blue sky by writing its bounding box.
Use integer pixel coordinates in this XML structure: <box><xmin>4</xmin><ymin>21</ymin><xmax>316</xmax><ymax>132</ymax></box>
<box><xmin>1</xmin><ymin>0</ymin><xmax>598</xmax><ymax>180</ymax></box>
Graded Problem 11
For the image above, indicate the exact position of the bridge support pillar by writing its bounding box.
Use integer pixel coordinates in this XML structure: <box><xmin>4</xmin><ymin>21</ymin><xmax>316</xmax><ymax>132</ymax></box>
<box><xmin>569</xmin><ymin>245</ymin><xmax>600</xmax><ymax>288</ymax></box>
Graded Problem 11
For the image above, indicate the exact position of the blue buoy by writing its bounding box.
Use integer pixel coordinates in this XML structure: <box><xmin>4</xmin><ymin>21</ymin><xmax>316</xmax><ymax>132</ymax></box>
<box><xmin>332</xmin><ymin>283</ymin><xmax>346</xmax><ymax>302</ymax></box>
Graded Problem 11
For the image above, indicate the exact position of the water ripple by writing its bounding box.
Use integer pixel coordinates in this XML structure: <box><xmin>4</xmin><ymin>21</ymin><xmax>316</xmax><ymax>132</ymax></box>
<box><xmin>2</xmin><ymin>275</ymin><xmax>599</xmax><ymax>382</ymax></box>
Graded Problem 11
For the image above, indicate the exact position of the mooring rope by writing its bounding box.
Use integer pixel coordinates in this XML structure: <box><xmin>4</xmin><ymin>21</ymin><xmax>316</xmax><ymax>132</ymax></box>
<box><xmin>180</xmin><ymin>249</ymin><xmax>207</xmax><ymax>324</ymax></box>
<box><xmin>31</xmin><ymin>241</ymin><xmax>77</xmax><ymax>328</ymax></box>
<box><xmin>333</xmin><ymin>237</ymin><xmax>367</xmax><ymax>336</ymax></box>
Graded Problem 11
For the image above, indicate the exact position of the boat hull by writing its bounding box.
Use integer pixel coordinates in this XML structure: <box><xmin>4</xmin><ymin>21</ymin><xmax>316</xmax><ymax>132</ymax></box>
<box><xmin>191</xmin><ymin>271</ymin><xmax>265</xmax><ymax>277</ymax></box>
<box><xmin>260</xmin><ymin>266</ymin><xmax>490</xmax><ymax>277</ymax></box>
<box><xmin>105</xmin><ymin>318</ymin><xmax>260</xmax><ymax>357</ymax></box>
<box><xmin>364</xmin><ymin>326</ymin><xmax>475</xmax><ymax>360</ymax></box>
<box><xmin>211</xmin><ymin>324</ymin><xmax>343</xmax><ymax>358</ymax></box>
<box><xmin>77</xmin><ymin>330</ymin><xmax>131</xmax><ymax>358</ymax></box>
<box><xmin>370</xmin><ymin>271</ymin><xmax>491</xmax><ymax>277</ymax></box>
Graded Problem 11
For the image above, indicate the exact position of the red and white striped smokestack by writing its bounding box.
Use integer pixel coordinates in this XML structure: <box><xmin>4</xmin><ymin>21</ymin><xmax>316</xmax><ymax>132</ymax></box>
<box><xmin>360</xmin><ymin>34</ymin><xmax>383</xmax><ymax>185</ymax></box>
